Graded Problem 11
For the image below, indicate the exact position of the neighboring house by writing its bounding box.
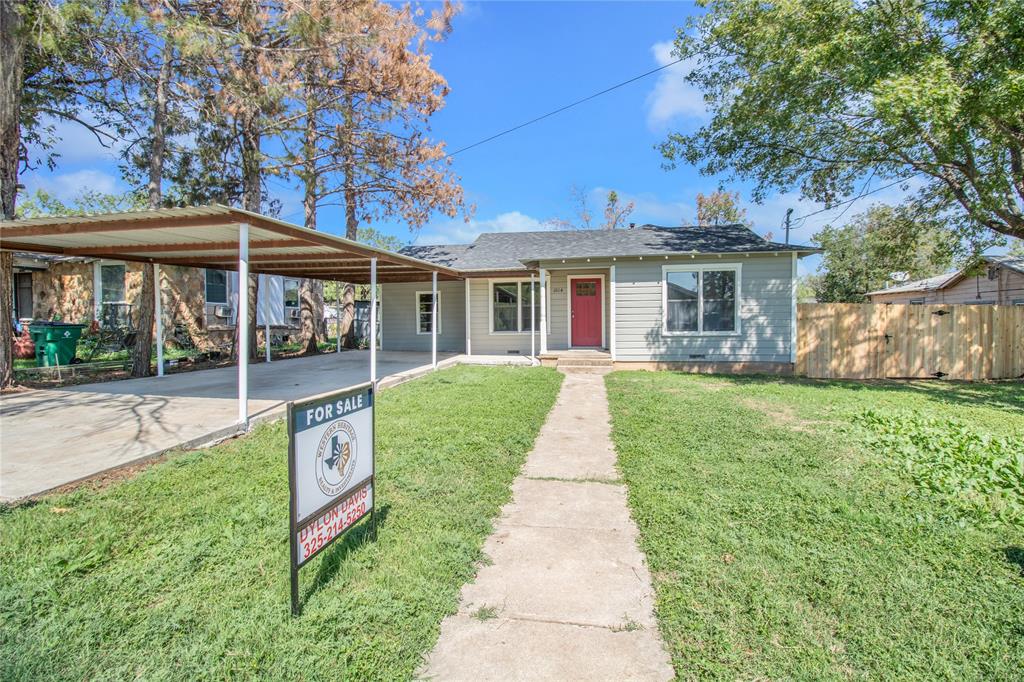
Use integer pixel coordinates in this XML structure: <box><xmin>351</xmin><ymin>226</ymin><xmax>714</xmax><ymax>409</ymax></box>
<box><xmin>866</xmin><ymin>255</ymin><xmax>1024</xmax><ymax>305</ymax></box>
<box><xmin>381</xmin><ymin>224</ymin><xmax>817</xmax><ymax>371</ymax></box>
<box><xmin>11</xmin><ymin>253</ymin><xmax>308</xmax><ymax>349</ymax></box>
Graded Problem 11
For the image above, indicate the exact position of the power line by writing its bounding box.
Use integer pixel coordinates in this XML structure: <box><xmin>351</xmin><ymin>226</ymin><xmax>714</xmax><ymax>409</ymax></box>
<box><xmin>790</xmin><ymin>176</ymin><xmax>918</xmax><ymax>227</ymax></box>
<box><xmin>448</xmin><ymin>58</ymin><xmax>685</xmax><ymax>157</ymax></box>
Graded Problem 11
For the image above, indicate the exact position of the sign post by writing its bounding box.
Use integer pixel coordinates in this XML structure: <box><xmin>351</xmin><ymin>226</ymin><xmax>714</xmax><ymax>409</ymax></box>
<box><xmin>288</xmin><ymin>381</ymin><xmax>376</xmax><ymax>615</ymax></box>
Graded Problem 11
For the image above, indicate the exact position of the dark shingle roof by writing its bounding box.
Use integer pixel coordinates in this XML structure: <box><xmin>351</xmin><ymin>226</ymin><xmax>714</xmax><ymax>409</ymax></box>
<box><xmin>403</xmin><ymin>224</ymin><xmax>815</xmax><ymax>271</ymax></box>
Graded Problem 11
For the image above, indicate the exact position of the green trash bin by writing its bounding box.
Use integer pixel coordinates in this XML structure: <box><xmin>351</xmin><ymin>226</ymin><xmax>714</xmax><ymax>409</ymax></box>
<box><xmin>29</xmin><ymin>322</ymin><xmax>87</xmax><ymax>367</ymax></box>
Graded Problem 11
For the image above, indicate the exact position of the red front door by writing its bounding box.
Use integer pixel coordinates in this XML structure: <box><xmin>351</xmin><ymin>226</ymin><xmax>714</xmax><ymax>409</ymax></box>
<box><xmin>570</xmin><ymin>278</ymin><xmax>602</xmax><ymax>347</ymax></box>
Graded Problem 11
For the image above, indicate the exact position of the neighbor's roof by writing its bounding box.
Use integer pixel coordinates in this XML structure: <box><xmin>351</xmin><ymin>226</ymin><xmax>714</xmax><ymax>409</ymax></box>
<box><xmin>865</xmin><ymin>253</ymin><xmax>1024</xmax><ymax>296</ymax></box>
<box><xmin>988</xmin><ymin>254</ymin><xmax>1024</xmax><ymax>275</ymax></box>
<box><xmin>0</xmin><ymin>205</ymin><xmax>459</xmax><ymax>283</ymax></box>
<box><xmin>403</xmin><ymin>223</ymin><xmax>817</xmax><ymax>272</ymax></box>
<box><xmin>865</xmin><ymin>272</ymin><xmax>958</xmax><ymax>296</ymax></box>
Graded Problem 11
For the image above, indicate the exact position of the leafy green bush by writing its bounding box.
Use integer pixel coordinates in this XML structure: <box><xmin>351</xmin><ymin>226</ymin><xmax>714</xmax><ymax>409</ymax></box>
<box><xmin>855</xmin><ymin>410</ymin><xmax>1024</xmax><ymax>529</ymax></box>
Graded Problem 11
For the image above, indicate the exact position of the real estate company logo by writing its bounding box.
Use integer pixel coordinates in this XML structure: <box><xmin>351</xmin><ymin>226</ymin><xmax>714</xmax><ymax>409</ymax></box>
<box><xmin>315</xmin><ymin>420</ymin><xmax>358</xmax><ymax>496</ymax></box>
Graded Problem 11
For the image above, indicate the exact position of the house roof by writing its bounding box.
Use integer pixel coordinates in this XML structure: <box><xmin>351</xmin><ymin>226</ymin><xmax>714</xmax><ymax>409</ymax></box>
<box><xmin>0</xmin><ymin>205</ymin><xmax>460</xmax><ymax>283</ymax></box>
<box><xmin>403</xmin><ymin>224</ymin><xmax>817</xmax><ymax>272</ymax></box>
<box><xmin>865</xmin><ymin>254</ymin><xmax>1024</xmax><ymax>296</ymax></box>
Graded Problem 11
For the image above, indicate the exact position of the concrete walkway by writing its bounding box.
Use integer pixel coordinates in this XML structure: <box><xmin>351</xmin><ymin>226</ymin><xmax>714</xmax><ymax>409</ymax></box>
<box><xmin>421</xmin><ymin>371</ymin><xmax>673</xmax><ymax>681</ymax></box>
<box><xmin>0</xmin><ymin>350</ymin><xmax>468</xmax><ymax>502</ymax></box>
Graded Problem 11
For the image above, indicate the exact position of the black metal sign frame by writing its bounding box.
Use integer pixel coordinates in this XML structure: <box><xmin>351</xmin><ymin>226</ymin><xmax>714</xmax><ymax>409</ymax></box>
<box><xmin>288</xmin><ymin>381</ymin><xmax>376</xmax><ymax>616</ymax></box>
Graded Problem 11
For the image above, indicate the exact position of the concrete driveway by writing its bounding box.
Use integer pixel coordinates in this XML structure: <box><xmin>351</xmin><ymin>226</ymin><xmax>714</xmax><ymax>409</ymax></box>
<box><xmin>0</xmin><ymin>351</ymin><xmax>452</xmax><ymax>502</ymax></box>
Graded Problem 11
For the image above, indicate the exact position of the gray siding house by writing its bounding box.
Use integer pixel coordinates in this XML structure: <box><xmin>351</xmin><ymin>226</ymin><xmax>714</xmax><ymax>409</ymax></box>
<box><xmin>380</xmin><ymin>224</ymin><xmax>816</xmax><ymax>372</ymax></box>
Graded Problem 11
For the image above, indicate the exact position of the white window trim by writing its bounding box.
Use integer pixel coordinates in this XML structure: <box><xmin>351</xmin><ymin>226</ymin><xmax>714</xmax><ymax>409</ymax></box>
<box><xmin>415</xmin><ymin>290</ymin><xmax>441</xmax><ymax>335</ymax></box>
<box><xmin>204</xmin><ymin>268</ymin><xmax>230</xmax><ymax>305</ymax></box>
<box><xmin>93</xmin><ymin>260</ymin><xmax>128</xmax><ymax>319</ymax></box>
<box><xmin>487</xmin><ymin>277</ymin><xmax>550</xmax><ymax>335</ymax></box>
<box><xmin>283</xmin><ymin>277</ymin><xmax>301</xmax><ymax>310</ymax></box>
<box><xmin>566</xmin><ymin>273</ymin><xmax>607</xmax><ymax>348</ymax></box>
<box><xmin>661</xmin><ymin>263</ymin><xmax>742</xmax><ymax>337</ymax></box>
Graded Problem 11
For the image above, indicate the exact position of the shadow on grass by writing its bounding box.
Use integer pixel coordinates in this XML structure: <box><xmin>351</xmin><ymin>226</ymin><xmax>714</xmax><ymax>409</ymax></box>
<box><xmin>1004</xmin><ymin>547</ymin><xmax>1024</xmax><ymax>578</ymax></box>
<box><xmin>687</xmin><ymin>373</ymin><xmax>1024</xmax><ymax>416</ymax></box>
<box><xmin>299</xmin><ymin>505</ymin><xmax>391</xmax><ymax>609</ymax></box>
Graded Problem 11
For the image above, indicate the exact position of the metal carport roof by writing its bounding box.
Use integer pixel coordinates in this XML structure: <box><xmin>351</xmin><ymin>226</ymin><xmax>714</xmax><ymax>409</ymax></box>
<box><xmin>0</xmin><ymin>204</ymin><xmax>460</xmax><ymax>283</ymax></box>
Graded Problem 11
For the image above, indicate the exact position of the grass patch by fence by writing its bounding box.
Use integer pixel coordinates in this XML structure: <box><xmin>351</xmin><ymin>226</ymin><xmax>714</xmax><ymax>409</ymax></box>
<box><xmin>0</xmin><ymin>365</ymin><xmax>562</xmax><ymax>681</ymax></box>
<box><xmin>605</xmin><ymin>372</ymin><xmax>1024</xmax><ymax>679</ymax></box>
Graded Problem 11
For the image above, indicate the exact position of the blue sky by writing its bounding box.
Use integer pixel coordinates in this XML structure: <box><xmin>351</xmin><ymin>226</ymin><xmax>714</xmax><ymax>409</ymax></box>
<box><xmin>25</xmin><ymin>1</ymin><xmax>934</xmax><ymax>275</ymax></box>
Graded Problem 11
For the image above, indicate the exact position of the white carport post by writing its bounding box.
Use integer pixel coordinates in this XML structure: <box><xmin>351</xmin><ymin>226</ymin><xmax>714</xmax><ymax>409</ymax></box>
<box><xmin>261</xmin><ymin>273</ymin><xmax>270</xmax><ymax>363</ymax></box>
<box><xmin>530</xmin><ymin>272</ymin><xmax>536</xmax><ymax>359</ymax></box>
<box><xmin>539</xmin><ymin>268</ymin><xmax>548</xmax><ymax>355</ymax></box>
<box><xmin>154</xmin><ymin>263</ymin><xmax>164</xmax><ymax>377</ymax></box>
<box><xmin>237</xmin><ymin>223</ymin><xmax>249</xmax><ymax>428</ymax></box>
<box><xmin>431</xmin><ymin>270</ymin><xmax>438</xmax><ymax>369</ymax></box>
<box><xmin>370</xmin><ymin>257</ymin><xmax>378</xmax><ymax>384</ymax></box>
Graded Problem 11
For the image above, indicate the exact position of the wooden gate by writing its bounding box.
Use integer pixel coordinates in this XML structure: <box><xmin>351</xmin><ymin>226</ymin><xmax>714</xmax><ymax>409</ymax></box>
<box><xmin>797</xmin><ymin>303</ymin><xmax>1024</xmax><ymax>381</ymax></box>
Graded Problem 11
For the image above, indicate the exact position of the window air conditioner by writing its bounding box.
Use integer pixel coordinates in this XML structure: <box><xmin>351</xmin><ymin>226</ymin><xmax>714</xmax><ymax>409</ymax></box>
<box><xmin>214</xmin><ymin>305</ymin><xmax>234</xmax><ymax>319</ymax></box>
<box><xmin>289</xmin><ymin>308</ymin><xmax>301</xmax><ymax>320</ymax></box>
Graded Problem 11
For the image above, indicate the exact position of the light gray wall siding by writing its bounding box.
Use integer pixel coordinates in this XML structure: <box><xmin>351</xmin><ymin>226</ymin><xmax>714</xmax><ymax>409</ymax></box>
<box><xmin>611</xmin><ymin>254</ymin><xmax>795</xmax><ymax>363</ymax></box>
<box><xmin>380</xmin><ymin>281</ymin><xmax>465</xmax><ymax>352</ymax></box>
<box><xmin>464</xmin><ymin>270</ymin><xmax>611</xmax><ymax>354</ymax></box>
<box><xmin>381</xmin><ymin>254</ymin><xmax>796</xmax><ymax>362</ymax></box>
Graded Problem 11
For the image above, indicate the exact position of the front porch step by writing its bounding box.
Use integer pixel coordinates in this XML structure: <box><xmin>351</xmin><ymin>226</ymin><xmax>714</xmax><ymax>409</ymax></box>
<box><xmin>556</xmin><ymin>357</ymin><xmax>614</xmax><ymax>367</ymax></box>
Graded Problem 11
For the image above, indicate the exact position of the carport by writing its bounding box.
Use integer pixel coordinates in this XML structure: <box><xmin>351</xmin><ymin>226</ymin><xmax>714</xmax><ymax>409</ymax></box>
<box><xmin>0</xmin><ymin>205</ymin><xmax>459</xmax><ymax>427</ymax></box>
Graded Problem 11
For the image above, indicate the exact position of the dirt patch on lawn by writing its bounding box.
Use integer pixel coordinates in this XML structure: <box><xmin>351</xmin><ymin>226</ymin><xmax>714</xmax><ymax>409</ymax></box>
<box><xmin>740</xmin><ymin>398</ymin><xmax>821</xmax><ymax>433</ymax></box>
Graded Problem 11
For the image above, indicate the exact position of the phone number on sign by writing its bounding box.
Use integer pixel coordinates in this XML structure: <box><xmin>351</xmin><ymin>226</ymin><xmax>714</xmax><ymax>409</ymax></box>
<box><xmin>297</xmin><ymin>484</ymin><xmax>372</xmax><ymax>564</ymax></box>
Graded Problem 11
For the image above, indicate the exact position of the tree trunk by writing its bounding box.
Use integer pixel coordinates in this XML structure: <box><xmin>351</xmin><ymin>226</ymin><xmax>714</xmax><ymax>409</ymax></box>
<box><xmin>340</xmin><ymin>188</ymin><xmax>358</xmax><ymax>348</ymax></box>
<box><xmin>339</xmin><ymin>109</ymin><xmax>358</xmax><ymax>348</ymax></box>
<box><xmin>131</xmin><ymin>42</ymin><xmax>172</xmax><ymax>378</ymax></box>
<box><xmin>0</xmin><ymin>0</ymin><xmax>25</xmax><ymax>389</ymax></box>
<box><xmin>299</xmin><ymin>69</ymin><xmax>322</xmax><ymax>354</ymax></box>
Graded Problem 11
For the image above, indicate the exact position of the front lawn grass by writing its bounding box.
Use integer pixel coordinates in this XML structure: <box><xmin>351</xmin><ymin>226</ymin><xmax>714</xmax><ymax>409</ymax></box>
<box><xmin>0</xmin><ymin>365</ymin><xmax>562</xmax><ymax>681</ymax></box>
<box><xmin>605</xmin><ymin>373</ymin><xmax>1024</xmax><ymax>680</ymax></box>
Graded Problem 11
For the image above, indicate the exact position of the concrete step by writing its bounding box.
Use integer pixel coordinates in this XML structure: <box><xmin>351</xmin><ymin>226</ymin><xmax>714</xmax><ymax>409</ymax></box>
<box><xmin>558</xmin><ymin>366</ymin><xmax>613</xmax><ymax>375</ymax></box>
<box><xmin>556</xmin><ymin>357</ymin><xmax>613</xmax><ymax>367</ymax></box>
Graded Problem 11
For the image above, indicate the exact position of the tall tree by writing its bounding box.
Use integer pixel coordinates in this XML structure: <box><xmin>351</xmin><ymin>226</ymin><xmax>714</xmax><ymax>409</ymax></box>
<box><xmin>661</xmin><ymin>0</ymin><xmax>1024</xmax><ymax>247</ymax></box>
<box><xmin>811</xmin><ymin>203</ymin><xmax>956</xmax><ymax>302</ymax></box>
<box><xmin>694</xmin><ymin>190</ymin><xmax>750</xmax><ymax>227</ymax></box>
<box><xmin>0</xmin><ymin>0</ymin><xmax>25</xmax><ymax>389</ymax></box>
<box><xmin>192</xmin><ymin>0</ymin><xmax>299</xmax><ymax>359</ymax></box>
<box><xmin>283</xmin><ymin>0</ymin><xmax>465</xmax><ymax>347</ymax></box>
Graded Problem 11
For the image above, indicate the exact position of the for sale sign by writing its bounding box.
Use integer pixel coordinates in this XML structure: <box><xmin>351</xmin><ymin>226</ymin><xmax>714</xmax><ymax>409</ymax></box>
<box><xmin>288</xmin><ymin>382</ymin><xmax>375</xmax><ymax>614</ymax></box>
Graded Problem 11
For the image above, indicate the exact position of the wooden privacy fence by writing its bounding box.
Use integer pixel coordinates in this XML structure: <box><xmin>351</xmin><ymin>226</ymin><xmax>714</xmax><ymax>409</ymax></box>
<box><xmin>797</xmin><ymin>303</ymin><xmax>1024</xmax><ymax>381</ymax></box>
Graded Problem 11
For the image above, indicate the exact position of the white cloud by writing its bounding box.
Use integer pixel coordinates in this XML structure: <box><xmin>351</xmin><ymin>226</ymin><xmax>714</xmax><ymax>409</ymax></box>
<box><xmin>416</xmin><ymin>210</ymin><xmax>550</xmax><ymax>245</ymax></box>
<box><xmin>645</xmin><ymin>41</ymin><xmax>707</xmax><ymax>131</ymax></box>
<box><xmin>28</xmin><ymin>169</ymin><xmax>123</xmax><ymax>202</ymax></box>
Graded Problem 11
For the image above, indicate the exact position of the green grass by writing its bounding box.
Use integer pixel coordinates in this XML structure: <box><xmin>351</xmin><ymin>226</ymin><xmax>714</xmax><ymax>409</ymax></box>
<box><xmin>604</xmin><ymin>373</ymin><xmax>1024</xmax><ymax>680</ymax></box>
<box><xmin>0</xmin><ymin>365</ymin><xmax>562</xmax><ymax>681</ymax></box>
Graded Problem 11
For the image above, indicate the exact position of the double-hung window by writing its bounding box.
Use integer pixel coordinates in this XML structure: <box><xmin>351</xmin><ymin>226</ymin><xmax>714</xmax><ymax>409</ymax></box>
<box><xmin>490</xmin><ymin>280</ymin><xmax>542</xmax><ymax>333</ymax></box>
<box><xmin>416</xmin><ymin>291</ymin><xmax>440</xmax><ymax>335</ymax></box>
<box><xmin>662</xmin><ymin>265</ymin><xmax>740</xmax><ymax>335</ymax></box>
<box><xmin>283</xmin><ymin>278</ymin><xmax>300</xmax><ymax>310</ymax></box>
<box><xmin>99</xmin><ymin>263</ymin><xmax>126</xmax><ymax>303</ymax></box>
<box><xmin>205</xmin><ymin>269</ymin><xmax>229</xmax><ymax>304</ymax></box>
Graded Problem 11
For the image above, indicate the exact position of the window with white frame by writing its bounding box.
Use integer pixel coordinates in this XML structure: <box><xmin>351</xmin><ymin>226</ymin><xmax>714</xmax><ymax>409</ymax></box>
<box><xmin>416</xmin><ymin>291</ymin><xmax>440</xmax><ymax>334</ymax></box>
<box><xmin>99</xmin><ymin>263</ymin><xmax>126</xmax><ymax>303</ymax></box>
<box><xmin>663</xmin><ymin>265</ymin><xmax>740</xmax><ymax>335</ymax></box>
<box><xmin>490</xmin><ymin>280</ymin><xmax>543</xmax><ymax>333</ymax></box>
<box><xmin>283</xmin><ymin>278</ymin><xmax>300</xmax><ymax>309</ymax></box>
<box><xmin>205</xmin><ymin>269</ymin><xmax>229</xmax><ymax>304</ymax></box>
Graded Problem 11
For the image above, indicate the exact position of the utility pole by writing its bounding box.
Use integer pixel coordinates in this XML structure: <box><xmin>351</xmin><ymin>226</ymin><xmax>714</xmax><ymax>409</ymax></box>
<box><xmin>784</xmin><ymin>208</ymin><xmax>793</xmax><ymax>245</ymax></box>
